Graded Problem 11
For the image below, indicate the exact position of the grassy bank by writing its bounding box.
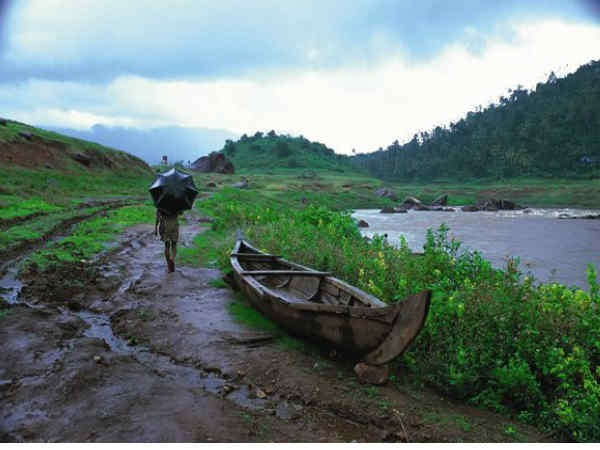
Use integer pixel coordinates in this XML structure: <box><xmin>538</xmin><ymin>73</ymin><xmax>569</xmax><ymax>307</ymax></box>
<box><xmin>189</xmin><ymin>169</ymin><xmax>600</xmax><ymax>209</ymax></box>
<box><xmin>188</xmin><ymin>187</ymin><xmax>600</xmax><ymax>442</ymax></box>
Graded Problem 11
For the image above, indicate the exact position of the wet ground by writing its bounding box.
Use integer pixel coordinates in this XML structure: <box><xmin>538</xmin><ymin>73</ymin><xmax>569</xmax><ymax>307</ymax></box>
<box><xmin>1</xmin><ymin>220</ymin><xmax>552</xmax><ymax>442</ymax></box>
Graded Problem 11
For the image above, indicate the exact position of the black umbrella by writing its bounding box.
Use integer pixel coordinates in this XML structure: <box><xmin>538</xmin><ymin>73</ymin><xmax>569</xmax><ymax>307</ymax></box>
<box><xmin>149</xmin><ymin>168</ymin><xmax>199</xmax><ymax>215</ymax></box>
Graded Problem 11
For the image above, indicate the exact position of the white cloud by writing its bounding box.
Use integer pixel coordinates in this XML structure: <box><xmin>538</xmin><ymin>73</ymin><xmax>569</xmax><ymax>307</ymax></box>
<box><xmin>2</xmin><ymin>19</ymin><xmax>599</xmax><ymax>154</ymax></box>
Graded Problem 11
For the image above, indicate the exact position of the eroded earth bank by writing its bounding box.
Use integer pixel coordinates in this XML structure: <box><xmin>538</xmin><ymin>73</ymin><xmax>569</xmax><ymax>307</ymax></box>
<box><xmin>1</xmin><ymin>221</ymin><xmax>549</xmax><ymax>443</ymax></box>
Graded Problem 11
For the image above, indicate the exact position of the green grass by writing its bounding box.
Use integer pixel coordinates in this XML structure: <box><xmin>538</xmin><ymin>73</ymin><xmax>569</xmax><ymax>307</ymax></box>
<box><xmin>191</xmin><ymin>169</ymin><xmax>600</xmax><ymax>210</ymax></box>
<box><xmin>177</xmin><ymin>229</ymin><xmax>230</xmax><ymax>267</ymax></box>
<box><xmin>0</xmin><ymin>196</ymin><xmax>62</xmax><ymax>221</ymax></box>
<box><xmin>26</xmin><ymin>204</ymin><xmax>155</xmax><ymax>269</ymax></box>
<box><xmin>0</xmin><ymin>166</ymin><xmax>153</xmax><ymax>204</ymax></box>
<box><xmin>226</xmin><ymin>295</ymin><xmax>309</xmax><ymax>352</ymax></box>
<box><xmin>208</xmin><ymin>278</ymin><xmax>229</xmax><ymax>289</ymax></box>
<box><xmin>226</xmin><ymin>296</ymin><xmax>282</xmax><ymax>335</ymax></box>
<box><xmin>0</xmin><ymin>207</ymin><xmax>102</xmax><ymax>252</ymax></box>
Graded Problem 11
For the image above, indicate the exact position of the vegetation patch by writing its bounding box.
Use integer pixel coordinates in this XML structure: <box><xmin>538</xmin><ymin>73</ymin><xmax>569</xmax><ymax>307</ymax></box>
<box><xmin>25</xmin><ymin>204</ymin><xmax>155</xmax><ymax>270</ymax></box>
<box><xmin>196</xmin><ymin>187</ymin><xmax>600</xmax><ymax>442</ymax></box>
<box><xmin>226</xmin><ymin>295</ymin><xmax>309</xmax><ymax>352</ymax></box>
<box><xmin>0</xmin><ymin>207</ymin><xmax>102</xmax><ymax>253</ymax></box>
<box><xmin>0</xmin><ymin>196</ymin><xmax>62</xmax><ymax>221</ymax></box>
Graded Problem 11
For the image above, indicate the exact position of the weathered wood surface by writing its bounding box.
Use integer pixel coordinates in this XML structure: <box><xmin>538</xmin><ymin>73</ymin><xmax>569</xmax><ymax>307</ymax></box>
<box><xmin>240</xmin><ymin>270</ymin><xmax>331</xmax><ymax>276</ymax></box>
<box><xmin>230</xmin><ymin>237</ymin><xmax>431</xmax><ymax>366</ymax></box>
<box><xmin>231</xmin><ymin>252</ymin><xmax>281</xmax><ymax>259</ymax></box>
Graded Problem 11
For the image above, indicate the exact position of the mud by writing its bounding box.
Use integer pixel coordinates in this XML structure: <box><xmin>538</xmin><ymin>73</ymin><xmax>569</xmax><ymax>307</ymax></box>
<box><xmin>0</xmin><ymin>221</ymin><xmax>552</xmax><ymax>442</ymax></box>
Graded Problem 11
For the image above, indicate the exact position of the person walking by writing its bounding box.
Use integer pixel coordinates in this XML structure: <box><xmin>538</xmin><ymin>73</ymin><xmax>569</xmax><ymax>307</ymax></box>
<box><xmin>155</xmin><ymin>209</ymin><xmax>180</xmax><ymax>273</ymax></box>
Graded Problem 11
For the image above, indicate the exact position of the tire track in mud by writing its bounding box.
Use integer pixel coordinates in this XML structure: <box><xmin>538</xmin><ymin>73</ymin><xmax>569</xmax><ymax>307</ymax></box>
<box><xmin>0</xmin><ymin>196</ymin><xmax>143</xmax><ymax>232</ymax></box>
<box><xmin>0</xmin><ymin>200</ymin><xmax>144</xmax><ymax>306</ymax></box>
<box><xmin>0</xmin><ymin>199</ymin><xmax>142</xmax><ymax>265</ymax></box>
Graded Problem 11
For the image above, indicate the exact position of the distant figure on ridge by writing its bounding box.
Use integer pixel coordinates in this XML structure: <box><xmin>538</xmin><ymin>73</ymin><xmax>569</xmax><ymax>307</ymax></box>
<box><xmin>155</xmin><ymin>209</ymin><xmax>180</xmax><ymax>273</ymax></box>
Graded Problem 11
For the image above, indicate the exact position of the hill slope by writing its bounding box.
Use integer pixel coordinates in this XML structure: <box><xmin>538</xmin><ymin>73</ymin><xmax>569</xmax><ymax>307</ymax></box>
<box><xmin>352</xmin><ymin>59</ymin><xmax>600</xmax><ymax>180</ymax></box>
<box><xmin>0</xmin><ymin>119</ymin><xmax>151</xmax><ymax>175</ymax></box>
<box><xmin>46</xmin><ymin>124</ymin><xmax>238</xmax><ymax>165</ymax></box>
<box><xmin>218</xmin><ymin>131</ymin><xmax>356</xmax><ymax>172</ymax></box>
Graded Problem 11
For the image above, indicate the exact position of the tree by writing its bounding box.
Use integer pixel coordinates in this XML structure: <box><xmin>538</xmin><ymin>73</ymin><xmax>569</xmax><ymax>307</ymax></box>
<box><xmin>276</xmin><ymin>141</ymin><xmax>291</xmax><ymax>158</ymax></box>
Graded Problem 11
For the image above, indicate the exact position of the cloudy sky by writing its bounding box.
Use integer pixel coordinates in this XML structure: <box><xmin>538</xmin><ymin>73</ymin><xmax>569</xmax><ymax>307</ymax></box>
<box><xmin>1</xmin><ymin>0</ymin><xmax>599</xmax><ymax>155</ymax></box>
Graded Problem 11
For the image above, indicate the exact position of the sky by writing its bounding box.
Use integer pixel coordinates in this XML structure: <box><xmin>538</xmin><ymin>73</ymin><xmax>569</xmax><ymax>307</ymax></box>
<box><xmin>1</xmin><ymin>0</ymin><xmax>599</xmax><ymax>156</ymax></box>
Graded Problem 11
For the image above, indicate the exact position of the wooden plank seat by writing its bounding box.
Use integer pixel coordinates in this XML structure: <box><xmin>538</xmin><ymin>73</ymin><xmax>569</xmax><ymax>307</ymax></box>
<box><xmin>240</xmin><ymin>270</ymin><xmax>331</xmax><ymax>276</ymax></box>
<box><xmin>231</xmin><ymin>252</ymin><xmax>282</xmax><ymax>259</ymax></box>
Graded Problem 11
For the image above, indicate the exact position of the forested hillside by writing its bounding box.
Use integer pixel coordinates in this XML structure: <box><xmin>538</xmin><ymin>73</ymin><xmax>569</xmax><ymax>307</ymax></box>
<box><xmin>352</xmin><ymin>59</ymin><xmax>600</xmax><ymax>180</ymax></box>
<box><xmin>219</xmin><ymin>131</ymin><xmax>355</xmax><ymax>172</ymax></box>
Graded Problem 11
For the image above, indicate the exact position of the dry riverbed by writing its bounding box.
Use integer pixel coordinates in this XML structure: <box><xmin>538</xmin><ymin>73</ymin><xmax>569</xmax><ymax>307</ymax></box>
<box><xmin>1</xmin><ymin>221</ymin><xmax>551</xmax><ymax>442</ymax></box>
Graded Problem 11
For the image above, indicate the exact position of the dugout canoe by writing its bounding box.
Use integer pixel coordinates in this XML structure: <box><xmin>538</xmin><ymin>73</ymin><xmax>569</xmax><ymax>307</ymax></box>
<box><xmin>230</xmin><ymin>235</ymin><xmax>431</xmax><ymax>365</ymax></box>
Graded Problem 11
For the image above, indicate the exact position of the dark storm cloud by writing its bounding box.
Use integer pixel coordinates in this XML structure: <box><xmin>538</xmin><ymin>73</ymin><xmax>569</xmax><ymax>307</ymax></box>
<box><xmin>0</xmin><ymin>0</ymin><xmax>596</xmax><ymax>83</ymax></box>
<box><xmin>0</xmin><ymin>0</ymin><xmax>15</xmax><ymax>52</ymax></box>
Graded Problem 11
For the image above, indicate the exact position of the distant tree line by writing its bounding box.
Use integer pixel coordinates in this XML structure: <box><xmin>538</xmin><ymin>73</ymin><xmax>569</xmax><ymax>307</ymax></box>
<box><xmin>351</xmin><ymin>59</ymin><xmax>600</xmax><ymax>180</ymax></box>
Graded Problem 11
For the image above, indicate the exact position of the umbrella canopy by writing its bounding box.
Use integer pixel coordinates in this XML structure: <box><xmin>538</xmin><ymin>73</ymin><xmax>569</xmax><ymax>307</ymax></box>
<box><xmin>149</xmin><ymin>168</ymin><xmax>199</xmax><ymax>215</ymax></box>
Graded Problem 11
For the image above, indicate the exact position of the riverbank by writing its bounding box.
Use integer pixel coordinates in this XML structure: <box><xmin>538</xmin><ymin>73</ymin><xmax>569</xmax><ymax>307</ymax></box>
<box><xmin>189</xmin><ymin>169</ymin><xmax>600</xmax><ymax>209</ymax></box>
<box><xmin>188</xmin><ymin>185</ymin><xmax>600</xmax><ymax>442</ymax></box>
<box><xmin>2</xmin><ymin>161</ymin><xmax>599</xmax><ymax>442</ymax></box>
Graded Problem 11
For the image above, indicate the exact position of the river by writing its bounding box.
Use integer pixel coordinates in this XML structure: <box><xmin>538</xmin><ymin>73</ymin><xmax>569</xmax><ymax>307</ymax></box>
<box><xmin>352</xmin><ymin>207</ymin><xmax>600</xmax><ymax>290</ymax></box>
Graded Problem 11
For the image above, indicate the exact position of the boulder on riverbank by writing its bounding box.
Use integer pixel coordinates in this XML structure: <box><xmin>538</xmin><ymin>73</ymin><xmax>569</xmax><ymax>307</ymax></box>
<box><xmin>357</xmin><ymin>219</ymin><xmax>369</xmax><ymax>228</ymax></box>
<box><xmin>476</xmin><ymin>198</ymin><xmax>522</xmax><ymax>211</ymax></box>
<box><xmin>558</xmin><ymin>213</ymin><xmax>600</xmax><ymax>220</ymax></box>
<box><xmin>379</xmin><ymin>207</ymin><xmax>407</xmax><ymax>214</ymax></box>
<box><xmin>432</xmin><ymin>194</ymin><xmax>448</xmax><ymax>206</ymax></box>
<box><xmin>232</xmin><ymin>177</ymin><xmax>248</xmax><ymax>189</ymax></box>
<box><xmin>413</xmin><ymin>204</ymin><xmax>431</xmax><ymax>211</ymax></box>
<box><xmin>400</xmin><ymin>196</ymin><xmax>422</xmax><ymax>210</ymax></box>
<box><xmin>191</xmin><ymin>152</ymin><xmax>235</xmax><ymax>174</ymax></box>
<box><xmin>375</xmin><ymin>188</ymin><xmax>398</xmax><ymax>202</ymax></box>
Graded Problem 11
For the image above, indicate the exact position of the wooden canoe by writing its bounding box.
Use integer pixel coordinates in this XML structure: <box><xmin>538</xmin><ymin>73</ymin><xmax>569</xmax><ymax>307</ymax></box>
<box><xmin>230</xmin><ymin>236</ymin><xmax>431</xmax><ymax>365</ymax></box>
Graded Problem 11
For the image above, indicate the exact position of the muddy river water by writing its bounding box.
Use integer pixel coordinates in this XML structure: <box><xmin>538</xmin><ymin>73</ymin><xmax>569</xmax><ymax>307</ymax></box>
<box><xmin>352</xmin><ymin>207</ymin><xmax>600</xmax><ymax>290</ymax></box>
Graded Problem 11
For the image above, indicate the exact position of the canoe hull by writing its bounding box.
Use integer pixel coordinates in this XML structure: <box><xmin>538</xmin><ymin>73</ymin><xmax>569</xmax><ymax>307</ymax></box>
<box><xmin>231</xmin><ymin>238</ymin><xmax>431</xmax><ymax>365</ymax></box>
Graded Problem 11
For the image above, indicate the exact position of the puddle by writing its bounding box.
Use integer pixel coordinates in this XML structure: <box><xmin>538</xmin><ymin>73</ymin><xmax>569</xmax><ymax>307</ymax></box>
<box><xmin>74</xmin><ymin>310</ymin><xmax>138</xmax><ymax>355</ymax></box>
<box><xmin>0</xmin><ymin>265</ymin><xmax>23</xmax><ymax>304</ymax></box>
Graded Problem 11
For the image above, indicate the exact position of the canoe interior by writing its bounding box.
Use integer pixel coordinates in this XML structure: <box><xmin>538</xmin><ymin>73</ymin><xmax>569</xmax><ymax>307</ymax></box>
<box><xmin>235</xmin><ymin>241</ymin><xmax>377</xmax><ymax>308</ymax></box>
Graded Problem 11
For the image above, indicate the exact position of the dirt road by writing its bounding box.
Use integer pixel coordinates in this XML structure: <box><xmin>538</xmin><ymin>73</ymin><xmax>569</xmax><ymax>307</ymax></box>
<box><xmin>1</xmin><ymin>222</ymin><xmax>549</xmax><ymax>442</ymax></box>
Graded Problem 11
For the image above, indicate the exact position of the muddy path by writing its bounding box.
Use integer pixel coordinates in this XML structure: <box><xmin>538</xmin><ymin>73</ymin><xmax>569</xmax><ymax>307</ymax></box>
<box><xmin>0</xmin><ymin>221</ymin><xmax>551</xmax><ymax>443</ymax></box>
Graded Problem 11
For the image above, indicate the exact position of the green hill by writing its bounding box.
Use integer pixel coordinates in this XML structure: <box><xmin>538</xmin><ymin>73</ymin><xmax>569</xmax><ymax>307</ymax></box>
<box><xmin>352</xmin><ymin>59</ymin><xmax>600</xmax><ymax>180</ymax></box>
<box><xmin>0</xmin><ymin>118</ymin><xmax>151</xmax><ymax>175</ymax></box>
<box><xmin>219</xmin><ymin>131</ymin><xmax>356</xmax><ymax>172</ymax></box>
<box><xmin>0</xmin><ymin>118</ymin><xmax>155</xmax><ymax>219</ymax></box>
